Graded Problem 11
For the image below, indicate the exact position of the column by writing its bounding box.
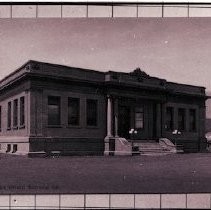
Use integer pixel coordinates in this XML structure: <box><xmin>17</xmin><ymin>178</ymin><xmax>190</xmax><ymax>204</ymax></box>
<box><xmin>114</xmin><ymin>98</ymin><xmax>119</xmax><ymax>137</ymax></box>
<box><xmin>161</xmin><ymin>103</ymin><xmax>166</xmax><ymax>138</ymax></box>
<box><xmin>106</xmin><ymin>95</ymin><xmax>112</xmax><ymax>138</ymax></box>
<box><xmin>104</xmin><ymin>95</ymin><xmax>113</xmax><ymax>156</ymax></box>
<box><xmin>199</xmin><ymin>104</ymin><xmax>206</xmax><ymax>151</ymax></box>
<box><xmin>156</xmin><ymin>103</ymin><xmax>161</xmax><ymax>138</ymax></box>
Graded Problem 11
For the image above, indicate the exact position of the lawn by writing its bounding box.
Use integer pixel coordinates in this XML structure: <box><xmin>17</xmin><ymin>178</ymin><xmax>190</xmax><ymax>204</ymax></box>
<box><xmin>0</xmin><ymin>153</ymin><xmax>211</xmax><ymax>194</ymax></box>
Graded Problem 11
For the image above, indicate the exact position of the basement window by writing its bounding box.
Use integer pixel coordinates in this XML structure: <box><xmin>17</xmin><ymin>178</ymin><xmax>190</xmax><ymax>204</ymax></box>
<box><xmin>6</xmin><ymin>144</ymin><xmax>11</xmax><ymax>153</ymax></box>
<box><xmin>12</xmin><ymin>144</ymin><xmax>18</xmax><ymax>153</ymax></box>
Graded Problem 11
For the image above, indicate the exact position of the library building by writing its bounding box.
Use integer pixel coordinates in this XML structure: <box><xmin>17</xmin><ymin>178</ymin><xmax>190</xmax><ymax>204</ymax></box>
<box><xmin>0</xmin><ymin>60</ymin><xmax>208</xmax><ymax>156</ymax></box>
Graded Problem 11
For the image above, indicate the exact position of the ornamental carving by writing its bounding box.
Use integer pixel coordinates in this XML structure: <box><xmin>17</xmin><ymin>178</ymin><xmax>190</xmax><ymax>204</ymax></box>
<box><xmin>130</xmin><ymin>67</ymin><xmax>150</xmax><ymax>79</ymax></box>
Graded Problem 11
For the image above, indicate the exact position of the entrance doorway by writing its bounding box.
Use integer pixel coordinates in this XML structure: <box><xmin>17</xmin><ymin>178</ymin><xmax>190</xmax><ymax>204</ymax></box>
<box><xmin>118</xmin><ymin>105</ymin><xmax>131</xmax><ymax>139</ymax></box>
<box><xmin>152</xmin><ymin>103</ymin><xmax>162</xmax><ymax>141</ymax></box>
<box><xmin>152</xmin><ymin>103</ymin><xmax>157</xmax><ymax>139</ymax></box>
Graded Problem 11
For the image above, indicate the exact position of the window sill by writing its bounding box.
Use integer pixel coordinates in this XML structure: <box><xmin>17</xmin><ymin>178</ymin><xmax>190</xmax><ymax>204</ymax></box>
<box><xmin>66</xmin><ymin>125</ymin><xmax>81</xmax><ymax>129</ymax></box>
<box><xmin>47</xmin><ymin>125</ymin><xmax>62</xmax><ymax>128</ymax></box>
<box><xmin>86</xmin><ymin>125</ymin><xmax>99</xmax><ymax>129</ymax></box>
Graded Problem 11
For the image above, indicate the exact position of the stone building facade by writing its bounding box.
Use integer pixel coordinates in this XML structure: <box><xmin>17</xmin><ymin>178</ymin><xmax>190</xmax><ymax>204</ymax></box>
<box><xmin>0</xmin><ymin>60</ymin><xmax>207</xmax><ymax>155</ymax></box>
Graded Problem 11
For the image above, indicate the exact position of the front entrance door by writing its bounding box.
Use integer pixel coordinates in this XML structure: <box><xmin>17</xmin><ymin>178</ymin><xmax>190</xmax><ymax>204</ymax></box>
<box><xmin>152</xmin><ymin>103</ymin><xmax>161</xmax><ymax>141</ymax></box>
<box><xmin>118</xmin><ymin>105</ymin><xmax>131</xmax><ymax>139</ymax></box>
<box><xmin>152</xmin><ymin>103</ymin><xmax>157</xmax><ymax>139</ymax></box>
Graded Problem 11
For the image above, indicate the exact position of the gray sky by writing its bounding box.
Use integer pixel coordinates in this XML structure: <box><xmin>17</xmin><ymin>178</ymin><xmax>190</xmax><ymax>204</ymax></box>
<box><xmin>0</xmin><ymin>18</ymin><xmax>211</xmax><ymax>92</ymax></box>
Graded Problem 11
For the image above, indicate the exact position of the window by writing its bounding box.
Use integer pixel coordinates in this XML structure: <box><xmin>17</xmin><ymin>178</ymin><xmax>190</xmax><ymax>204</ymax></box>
<box><xmin>48</xmin><ymin>96</ymin><xmax>61</xmax><ymax>126</ymax></box>
<box><xmin>20</xmin><ymin>96</ymin><xmax>25</xmax><ymax>127</ymax></box>
<box><xmin>166</xmin><ymin>107</ymin><xmax>174</xmax><ymax>131</ymax></box>
<box><xmin>178</xmin><ymin>108</ymin><xmax>186</xmax><ymax>131</ymax></box>
<box><xmin>13</xmin><ymin>99</ymin><xmax>18</xmax><ymax>128</ymax></box>
<box><xmin>6</xmin><ymin>144</ymin><xmax>11</xmax><ymax>153</ymax></box>
<box><xmin>189</xmin><ymin>109</ymin><xmax>196</xmax><ymax>132</ymax></box>
<box><xmin>135</xmin><ymin>106</ymin><xmax>144</xmax><ymax>129</ymax></box>
<box><xmin>7</xmin><ymin>102</ymin><xmax>11</xmax><ymax>129</ymax></box>
<box><xmin>68</xmin><ymin>97</ymin><xmax>80</xmax><ymax>126</ymax></box>
<box><xmin>86</xmin><ymin>99</ymin><xmax>98</xmax><ymax>126</ymax></box>
<box><xmin>12</xmin><ymin>144</ymin><xmax>18</xmax><ymax>153</ymax></box>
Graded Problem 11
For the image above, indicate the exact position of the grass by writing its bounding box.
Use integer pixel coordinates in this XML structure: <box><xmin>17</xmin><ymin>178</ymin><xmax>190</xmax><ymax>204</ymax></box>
<box><xmin>0</xmin><ymin>153</ymin><xmax>211</xmax><ymax>194</ymax></box>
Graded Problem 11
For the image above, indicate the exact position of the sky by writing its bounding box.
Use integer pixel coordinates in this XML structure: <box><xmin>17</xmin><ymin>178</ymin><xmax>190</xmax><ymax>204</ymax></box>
<box><xmin>0</xmin><ymin>18</ymin><xmax>211</xmax><ymax>92</ymax></box>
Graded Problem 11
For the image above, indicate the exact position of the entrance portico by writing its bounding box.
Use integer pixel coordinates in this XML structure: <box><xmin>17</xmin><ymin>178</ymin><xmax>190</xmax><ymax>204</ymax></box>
<box><xmin>104</xmin><ymin>93</ymin><xmax>164</xmax><ymax>155</ymax></box>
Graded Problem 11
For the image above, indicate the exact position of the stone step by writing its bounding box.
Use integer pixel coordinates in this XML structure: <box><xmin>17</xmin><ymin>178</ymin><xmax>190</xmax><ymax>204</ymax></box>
<box><xmin>139</xmin><ymin>147</ymin><xmax>165</xmax><ymax>151</ymax></box>
<box><xmin>140</xmin><ymin>151</ymin><xmax>173</xmax><ymax>156</ymax></box>
<box><xmin>135</xmin><ymin>144</ymin><xmax>159</xmax><ymax>146</ymax></box>
<box><xmin>135</xmin><ymin>142</ymin><xmax>161</xmax><ymax>145</ymax></box>
<box><xmin>129</xmin><ymin>139</ymin><xmax>177</xmax><ymax>156</ymax></box>
<box><xmin>133</xmin><ymin>142</ymin><xmax>158</xmax><ymax>145</ymax></box>
<box><xmin>131</xmin><ymin>140</ymin><xmax>158</xmax><ymax>143</ymax></box>
<box><xmin>138</xmin><ymin>145</ymin><xmax>163</xmax><ymax>149</ymax></box>
<box><xmin>176</xmin><ymin>149</ymin><xmax>184</xmax><ymax>154</ymax></box>
<box><xmin>133</xmin><ymin>140</ymin><xmax>175</xmax><ymax>156</ymax></box>
<box><xmin>139</xmin><ymin>146</ymin><xmax>162</xmax><ymax>149</ymax></box>
<box><xmin>141</xmin><ymin>150</ymin><xmax>171</xmax><ymax>153</ymax></box>
<box><xmin>28</xmin><ymin>151</ymin><xmax>46</xmax><ymax>158</ymax></box>
<box><xmin>136</xmin><ymin>147</ymin><xmax>162</xmax><ymax>150</ymax></box>
<box><xmin>132</xmin><ymin>151</ymin><xmax>141</xmax><ymax>156</ymax></box>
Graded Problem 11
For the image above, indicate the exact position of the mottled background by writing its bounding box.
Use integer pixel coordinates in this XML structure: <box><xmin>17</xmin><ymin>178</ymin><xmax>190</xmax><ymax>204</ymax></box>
<box><xmin>0</xmin><ymin>18</ymin><xmax>211</xmax><ymax>116</ymax></box>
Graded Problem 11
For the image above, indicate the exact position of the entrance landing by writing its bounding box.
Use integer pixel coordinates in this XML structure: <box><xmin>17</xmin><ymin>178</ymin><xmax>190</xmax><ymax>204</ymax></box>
<box><xmin>133</xmin><ymin>140</ymin><xmax>174</xmax><ymax>156</ymax></box>
<box><xmin>113</xmin><ymin>138</ymin><xmax>177</xmax><ymax>156</ymax></box>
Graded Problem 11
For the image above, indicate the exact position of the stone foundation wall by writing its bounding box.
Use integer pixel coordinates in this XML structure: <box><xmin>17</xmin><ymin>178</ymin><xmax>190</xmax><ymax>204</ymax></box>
<box><xmin>0</xmin><ymin>137</ymin><xmax>29</xmax><ymax>155</ymax></box>
<box><xmin>29</xmin><ymin>137</ymin><xmax>104</xmax><ymax>155</ymax></box>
